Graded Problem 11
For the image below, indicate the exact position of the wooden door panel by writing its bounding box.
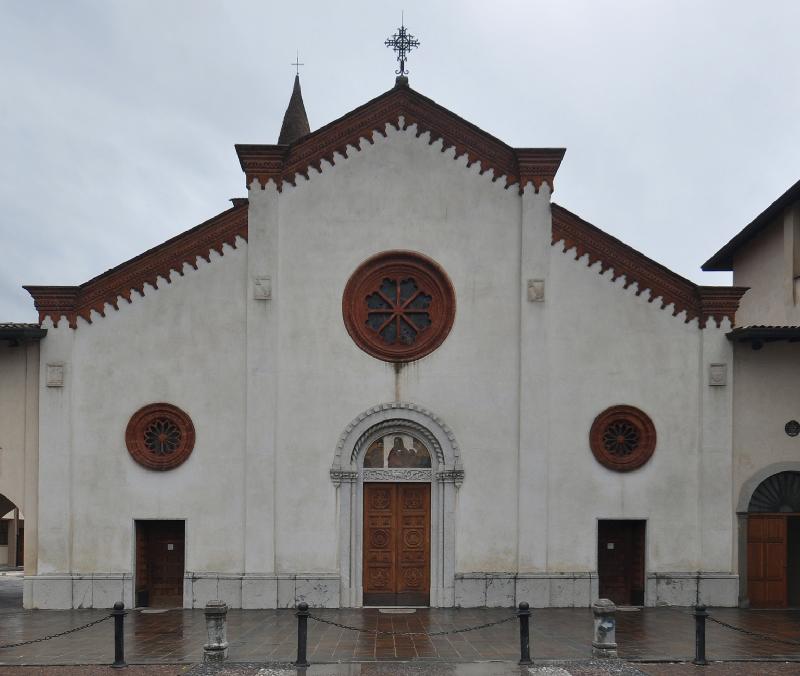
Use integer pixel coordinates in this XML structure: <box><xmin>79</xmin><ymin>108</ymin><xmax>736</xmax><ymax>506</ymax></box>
<box><xmin>363</xmin><ymin>483</ymin><xmax>430</xmax><ymax>606</ymax></box>
<box><xmin>136</xmin><ymin>521</ymin><xmax>184</xmax><ymax>608</ymax></box>
<box><xmin>598</xmin><ymin>521</ymin><xmax>645</xmax><ymax>606</ymax></box>
<box><xmin>748</xmin><ymin>515</ymin><xmax>787</xmax><ymax>608</ymax></box>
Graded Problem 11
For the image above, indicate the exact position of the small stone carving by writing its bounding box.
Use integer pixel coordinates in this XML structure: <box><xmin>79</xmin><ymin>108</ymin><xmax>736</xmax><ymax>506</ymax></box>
<box><xmin>709</xmin><ymin>363</ymin><xmax>727</xmax><ymax>387</ymax></box>
<box><xmin>527</xmin><ymin>279</ymin><xmax>545</xmax><ymax>302</ymax></box>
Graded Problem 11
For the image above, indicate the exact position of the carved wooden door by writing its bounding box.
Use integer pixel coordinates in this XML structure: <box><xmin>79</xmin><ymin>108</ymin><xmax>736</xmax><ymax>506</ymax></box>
<box><xmin>363</xmin><ymin>483</ymin><xmax>430</xmax><ymax>606</ymax></box>
<box><xmin>748</xmin><ymin>515</ymin><xmax>787</xmax><ymax>608</ymax></box>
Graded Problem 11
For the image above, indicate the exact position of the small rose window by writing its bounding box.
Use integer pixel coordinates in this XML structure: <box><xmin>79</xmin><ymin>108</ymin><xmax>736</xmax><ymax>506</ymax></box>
<box><xmin>126</xmin><ymin>403</ymin><xmax>195</xmax><ymax>471</ymax></box>
<box><xmin>343</xmin><ymin>251</ymin><xmax>455</xmax><ymax>363</ymax></box>
<box><xmin>589</xmin><ymin>405</ymin><xmax>656</xmax><ymax>472</ymax></box>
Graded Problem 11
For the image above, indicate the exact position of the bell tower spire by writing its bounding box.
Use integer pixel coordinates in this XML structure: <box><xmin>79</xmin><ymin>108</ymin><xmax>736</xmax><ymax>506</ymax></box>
<box><xmin>278</xmin><ymin>56</ymin><xmax>310</xmax><ymax>145</ymax></box>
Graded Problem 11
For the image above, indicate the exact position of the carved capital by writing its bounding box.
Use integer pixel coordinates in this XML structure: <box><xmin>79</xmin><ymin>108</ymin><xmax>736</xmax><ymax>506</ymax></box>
<box><xmin>436</xmin><ymin>469</ymin><xmax>465</xmax><ymax>487</ymax></box>
<box><xmin>330</xmin><ymin>469</ymin><xmax>358</xmax><ymax>486</ymax></box>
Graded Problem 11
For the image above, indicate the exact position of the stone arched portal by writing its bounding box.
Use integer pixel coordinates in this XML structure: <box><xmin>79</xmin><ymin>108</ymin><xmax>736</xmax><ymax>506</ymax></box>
<box><xmin>330</xmin><ymin>403</ymin><xmax>464</xmax><ymax>607</ymax></box>
<box><xmin>738</xmin><ymin>466</ymin><xmax>800</xmax><ymax>608</ymax></box>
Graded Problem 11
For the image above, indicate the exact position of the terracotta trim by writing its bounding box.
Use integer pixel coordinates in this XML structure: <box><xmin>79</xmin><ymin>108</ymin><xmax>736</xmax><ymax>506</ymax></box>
<box><xmin>25</xmin><ymin>202</ymin><xmax>248</xmax><ymax>329</ymax></box>
<box><xmin>236</xmin><ymin>85</ymin><xmax>565</xmax><ymax>194</ymax></box>
<box><xmin>551</xmin><ymin>203</ymin><xmax>748</xmax><ymax>327</ymax></box>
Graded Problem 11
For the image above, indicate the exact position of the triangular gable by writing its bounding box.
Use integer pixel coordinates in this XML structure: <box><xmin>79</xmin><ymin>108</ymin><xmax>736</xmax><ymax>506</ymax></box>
<box><xmin>25</xmin><ymin>201</ymin><xmax>248</xmax><ymax>329</ymax></box>
<box><xmin>236</xmin><ymin>82</ymin><xmax>565</xmax><ymax>194</ymax></box>
<box><xmin>552</xmin><ymin>203</ymin><xmax>747</xmax><ymax>327</ymax></box>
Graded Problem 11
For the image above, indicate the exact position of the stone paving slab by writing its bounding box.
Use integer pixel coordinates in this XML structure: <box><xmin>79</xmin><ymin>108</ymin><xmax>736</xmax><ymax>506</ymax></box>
<box><xmin>1</xmin><ymin>607</ymin><xmax>800</xmax><ymax>666</ymax></box>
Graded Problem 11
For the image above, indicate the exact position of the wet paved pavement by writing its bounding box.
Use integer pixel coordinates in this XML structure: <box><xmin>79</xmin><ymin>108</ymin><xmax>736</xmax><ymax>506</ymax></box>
<box><xmin>0</xmin><ymin>606</ymin><xmax>799</xmax><ymax>666</ymax></box>
<box><xmin>0</xmin><ymin>573</ymin><xmax>22</xmax><ymax>614</ymax></box>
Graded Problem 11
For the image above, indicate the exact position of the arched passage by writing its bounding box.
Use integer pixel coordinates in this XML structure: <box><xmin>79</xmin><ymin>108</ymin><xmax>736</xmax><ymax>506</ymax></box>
<box><xmin>739</xmin><ymin>468</ymin><xmax>800</xmax><ymax>608</ymax></box>
<box><xmin>331</xmin><ymin>403</ymin><xmax>463</xmax><ymax>607</ymax></box>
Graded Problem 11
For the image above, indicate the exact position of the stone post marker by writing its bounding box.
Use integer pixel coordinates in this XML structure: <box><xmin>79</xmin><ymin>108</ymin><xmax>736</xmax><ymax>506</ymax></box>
<box><xmin>591</xmin><ymin>598</ymin><xmax>617</xmax><ymax>658</ymax></box>
<box><xmin>203</xmin><ymin>600</ymin><xmax>229</xmax><ymax>662</ymax></box>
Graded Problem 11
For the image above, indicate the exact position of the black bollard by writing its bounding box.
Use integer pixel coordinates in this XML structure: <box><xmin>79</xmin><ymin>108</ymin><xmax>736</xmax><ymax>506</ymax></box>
<box><xmin>693</xmin><ymin>603</ymin><xmax>708</xmax><ymax>666</ymax></box>
<box><xmin>517</xmin><ymin>601</ymin><xmax>532</xmax><ymax>666</ymax></box>
<box><xmin>111</xmin><ymin>601</ymin><xmax>127</xmax><ymax>669</ymax></box>
<box><xmin>295</xmin><ymin>601</ymin><xmax>310</xmax><ymax>668</ymax></box>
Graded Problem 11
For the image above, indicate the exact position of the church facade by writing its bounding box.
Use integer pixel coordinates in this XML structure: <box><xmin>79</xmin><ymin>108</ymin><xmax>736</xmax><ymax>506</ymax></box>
<box><xmin>2</xmin><ymin>76</ymin><xmax>798</xmax><ymax>610</ymax></box>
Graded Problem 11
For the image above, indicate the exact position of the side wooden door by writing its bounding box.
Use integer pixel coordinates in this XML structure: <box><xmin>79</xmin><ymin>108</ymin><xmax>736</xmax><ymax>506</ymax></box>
<box><xmin>135</xmin><ymin>520</ymin><xmax>185</xmax><ymax>608</ymax></box>
<box><xmin>598</xmin><ymin>520</ymin><xmax>645</xmax><ymax>606</ymax></box>
<box><xmin>363</xmin><ymin>483</ymin><xmax>430</xmax><ymax>606</ymax></box>
<box><xmin>748</xmin><ymin>514</ymin><xmax>787</xmax><ymax>608</ymax></box>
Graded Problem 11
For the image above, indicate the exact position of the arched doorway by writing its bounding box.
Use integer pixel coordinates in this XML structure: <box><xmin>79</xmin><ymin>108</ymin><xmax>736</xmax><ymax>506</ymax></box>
<box><xmin>0</xmin><ymin>494</ymin><xmax>22</xmax><ymax>568</ymax></box>
<box><xmin>331</xmin><ymin>403</ymin><xmax>464</xmax><ymax>607</ymax></box>
<box><xmin>745</xmin><ymin>471</ymin><xmax>800</xmax><ymax>607</ymax></box>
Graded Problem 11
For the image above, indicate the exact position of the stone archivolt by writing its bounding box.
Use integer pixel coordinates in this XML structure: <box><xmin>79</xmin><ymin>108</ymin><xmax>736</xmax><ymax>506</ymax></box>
<box><xmin>551</xmin><ymin>203</ymin><xmax>748</xmax><ymax>327</ymax></box>
<box><xmin>25</xmin><ymin>201</ymin><xmax>248</xmax><ymax>329</ymax></box>
<box><xmin>236</xmin><ymin>84</ymin><xmax>565</xmax><ymax>194</ymax></box>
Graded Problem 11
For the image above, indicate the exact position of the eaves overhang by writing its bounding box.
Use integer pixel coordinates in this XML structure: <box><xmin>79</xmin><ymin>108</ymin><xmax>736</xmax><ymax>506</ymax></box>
<box><xmin>727</xmin><ymin>325</ymin><xmax>800</xmax><ymax>349</ymax></box>
<box><xmin>0</xmin><ymin>323</ymin><xmax>47</xmax><ymax>344</ymax></box>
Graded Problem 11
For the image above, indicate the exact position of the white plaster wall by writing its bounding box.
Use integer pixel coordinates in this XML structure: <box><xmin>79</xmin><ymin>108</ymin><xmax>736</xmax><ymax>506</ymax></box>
<box><xmin>733</xmin><ymin>217</ymin><xmax>788</xmax><ymax>325</ymax></box>
<box><xmin>36</xmin><ymin>243</ymin><xmax>247</xmax><ymax>583</ymax></box>
<box><xmin>269</xmin><ymin>124</ymin><xmax>522</xmax><ymax>574</ymax></box>
<box><xmin>0</xmin><ymin>341</ymin><xmax>38</xmax><ymax>583</ymax></box>
<box><xmin>732</xmin><ymin>341</ymin><xmax>800</xmax><ymax>512</ymax></box>
<box><xmin>0</xmin><ymin>345</ymin><xmax>30</xmax><ymax>511</ymax></box>
<box><xmin>545</xmin><ymin>250</ymin><xmax>733</xmax><ymax>575</ymax></box>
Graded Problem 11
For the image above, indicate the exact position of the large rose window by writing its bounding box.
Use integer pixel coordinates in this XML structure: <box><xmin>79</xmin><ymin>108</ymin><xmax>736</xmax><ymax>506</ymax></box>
<box><xmin>343</xmin><ymin>251</ymin><xmax>455</xmax><ymax>362</ymax></box>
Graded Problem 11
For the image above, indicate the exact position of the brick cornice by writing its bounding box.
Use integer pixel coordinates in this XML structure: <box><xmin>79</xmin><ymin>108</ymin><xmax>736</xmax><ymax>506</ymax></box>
<box><xmin>25</xmin><ymin>202</ymin><xmax>248</xmax><ymax>329</ymax></box>
<box><xmin>236</xmin><ymin>85</ymin><xmax>565</xmax><ymax>194</ymax></box>
<box><xmin>551</xmin><ymin>203</ymin><xmax>748</xmax><ymax>327</ymax></box>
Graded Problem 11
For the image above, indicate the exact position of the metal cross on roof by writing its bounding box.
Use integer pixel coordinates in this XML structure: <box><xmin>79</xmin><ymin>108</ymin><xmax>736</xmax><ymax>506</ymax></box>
<box><xmin>385</xmin><ymin>18</ymin><xmax>420</xmax><ymax>76</ymax></box>
<box><xmin>291</xmin><ymin>50</ymin><xmax>304</xmax><ymax>76</ymax></box>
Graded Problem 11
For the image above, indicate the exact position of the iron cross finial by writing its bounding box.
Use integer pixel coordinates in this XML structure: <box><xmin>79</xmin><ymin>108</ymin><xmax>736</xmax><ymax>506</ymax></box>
<box><xmin>291</xmin><ymin>50</ymin><xmax>304</xmax><ymax>76</ymax></box>
<box><xmin>385</xmin><ymin>16</ymin><xmax>420</xmax><ymax>76</ymax></box>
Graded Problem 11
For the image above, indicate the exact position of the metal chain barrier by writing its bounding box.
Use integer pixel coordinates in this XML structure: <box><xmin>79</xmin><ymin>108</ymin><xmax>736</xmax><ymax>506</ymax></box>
<box><xmin>707</xmin><ymin>613</ymin><xmax>800</xmax><ymax>649</ymax></box>
<box><xmin>306</xmin><ymin>612</ymin><xmax>517</xmax><ymax>636</ymax></box>
<box><xmin>0</xmin><ymin>613</ymin><xmax>112</xmax><ymax>650</ymax></box>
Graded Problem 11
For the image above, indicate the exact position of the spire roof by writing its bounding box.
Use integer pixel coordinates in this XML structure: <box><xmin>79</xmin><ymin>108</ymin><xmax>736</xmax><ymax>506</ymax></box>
<box><xmin>278</xmin><ymin>75</ymin><xmax>310</xmax><ymax>145</ymax></box>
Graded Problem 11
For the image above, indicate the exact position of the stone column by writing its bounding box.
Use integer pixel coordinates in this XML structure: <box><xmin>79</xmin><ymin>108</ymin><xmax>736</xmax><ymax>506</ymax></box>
<box><xmin>203</xmin><ymin>600</ymin><xmax>229</xmax><ymax>662</ymax></box>
<box><xmin>591</xmin><ymin>598</ymin><xmax>617</xmax><ymax>658</ymax></box>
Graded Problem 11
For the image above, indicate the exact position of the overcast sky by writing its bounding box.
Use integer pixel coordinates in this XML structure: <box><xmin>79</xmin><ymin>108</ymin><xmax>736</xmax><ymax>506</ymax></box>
<box><xmin>2</xmin><ymin>0</ymin><xmax>799</xmax><ymax>320</ymax></box>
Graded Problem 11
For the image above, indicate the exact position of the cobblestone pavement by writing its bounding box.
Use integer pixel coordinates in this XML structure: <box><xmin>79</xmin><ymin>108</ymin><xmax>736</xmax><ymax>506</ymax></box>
<box><xmin>1</xmin><ymin>606</ymin><xmax>800</xmax><ymax>666</ymax></box>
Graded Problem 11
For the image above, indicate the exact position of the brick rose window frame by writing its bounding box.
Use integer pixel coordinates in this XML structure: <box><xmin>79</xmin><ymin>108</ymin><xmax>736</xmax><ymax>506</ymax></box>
<box><xmin>125</xmin><ymin>403</ymin><xmax>196</xmax><ymax>471</ymax></box>
<box><xmin>589</xmin><ymin>405</ymin><xmax>656</xmax><ymax>472</ymax></box>
<box><xmin>342</xmin><ymin>251</ymin><xmax>456</xmax><ymax>363</ymax></box>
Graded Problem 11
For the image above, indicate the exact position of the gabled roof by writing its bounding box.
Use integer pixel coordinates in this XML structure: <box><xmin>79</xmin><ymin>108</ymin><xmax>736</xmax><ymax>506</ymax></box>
<box><xmin>552</xmin><ymin>204</ymin><xmax>748</xmax><ymax>327</ymax></box>
<box><xmin>237</xmin><ymin>80</ymin><xmax>566</xmax><ymax>194</ymax></box>
<box><xmin>702</xmin><ymin>178</ymin><xmax>800</xmax><ymax>271</ymax></box>
<box><xmin>25</xmin><ymin>201</ymin><xmax>248</xmax><ymax>329</ymax></box>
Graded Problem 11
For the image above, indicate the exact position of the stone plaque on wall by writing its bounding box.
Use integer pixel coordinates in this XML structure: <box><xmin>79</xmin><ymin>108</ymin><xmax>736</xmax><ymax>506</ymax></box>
<box><xmin>46</xmin><ymin>363</ymin><xmax>64</xmax><ymax>387</ymax></box>
<box><xmin>709</xmin><ymin>363</ymin><xmax>727</xmax><ymax>387</ymax></box>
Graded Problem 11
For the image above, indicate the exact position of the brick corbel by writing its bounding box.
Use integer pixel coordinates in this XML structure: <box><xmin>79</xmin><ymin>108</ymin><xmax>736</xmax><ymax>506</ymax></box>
<box><xmin>515</xmin><ymin>148</ymin><xmax>567</xmax><ymax>194</ymax></box>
